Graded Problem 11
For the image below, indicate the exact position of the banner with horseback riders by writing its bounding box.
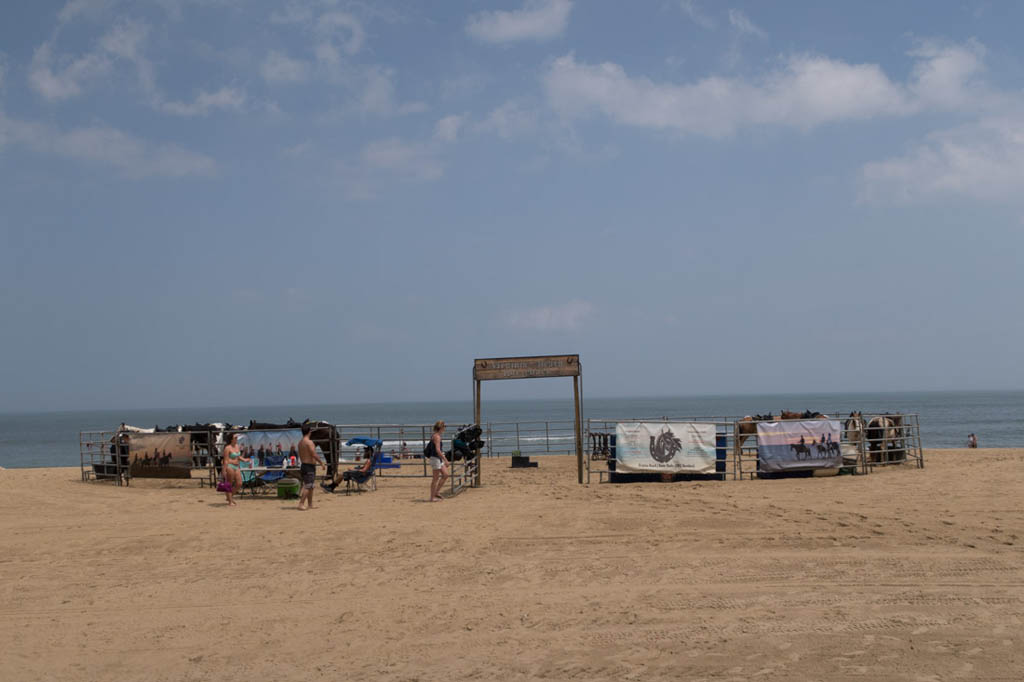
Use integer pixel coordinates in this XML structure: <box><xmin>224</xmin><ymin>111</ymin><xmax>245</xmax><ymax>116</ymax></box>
<box><xmin>615</xmin><ymin>422</ymin><xmax>717</xmax><ymax>473</ymax></box>
<box><xmin>129</xmin><ymin>432</ymin><xmax>193</xmax><ymax>478</ymax></box>
<box><xmin>756</xmin><ymin>419</ymin><xmax>843</xmax><ymax>472</ymax></box>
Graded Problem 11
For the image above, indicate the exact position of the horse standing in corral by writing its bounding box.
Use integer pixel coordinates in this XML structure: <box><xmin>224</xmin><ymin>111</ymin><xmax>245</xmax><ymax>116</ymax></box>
<box><xmin>843</xmin><ymin>412</ymin><xmax>864</xmax><ymax>449</ymax></box>
<box><xmin>779</xmin><ymin>410</ymin><xmax>826</xmax><ymax>420</ymax></box>
<box><xmin>737</xmin><ymin>413</ymin><xmax>773</xmax><ymax>448</ymax></box>
<box><xmin>865</xmin><ymin>414</ymin><xmax>905</xmax><ymax>463</ymax></box>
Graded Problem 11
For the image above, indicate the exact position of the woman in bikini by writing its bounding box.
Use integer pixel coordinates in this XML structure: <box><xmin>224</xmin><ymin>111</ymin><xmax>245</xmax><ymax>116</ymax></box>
<box><xmin>221</xmin><ymin>434</ymin><xmax>248</xmax><ymax>506</ymax></box>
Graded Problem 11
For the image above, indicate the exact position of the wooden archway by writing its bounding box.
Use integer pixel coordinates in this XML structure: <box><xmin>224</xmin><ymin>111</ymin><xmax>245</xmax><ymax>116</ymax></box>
<box><xmin>473</xmin><ymin>354</ymin><xmax>583</xmax><ymax>484</ymax></box>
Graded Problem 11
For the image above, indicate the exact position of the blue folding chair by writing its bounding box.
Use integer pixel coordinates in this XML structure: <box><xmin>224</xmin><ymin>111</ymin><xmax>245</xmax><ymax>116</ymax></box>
<box><xmin>260</xmin><ymin>453</ymin><xmax>288</xmax><ymax>487</ymax></box>
<box><xmin>240</xmin><ymin>459</ymin><xmax>263</xmax><ymax>496</ymax></box>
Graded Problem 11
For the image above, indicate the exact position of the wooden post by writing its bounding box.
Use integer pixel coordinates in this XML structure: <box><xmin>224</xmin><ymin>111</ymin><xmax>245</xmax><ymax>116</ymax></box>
<box><xmin>473</xmin><ymin>379</ymin><xmax>482</xmax><ymax>486</ymax></box>
<box><xmin>573</xmin><ymin>375</ymin><xmax>583</xmax><ymax>484</ymax></box>
<box><xmin>733</xmin><ymin>421</ymin><xmax>741</xmax><ymax>480</ymax></box>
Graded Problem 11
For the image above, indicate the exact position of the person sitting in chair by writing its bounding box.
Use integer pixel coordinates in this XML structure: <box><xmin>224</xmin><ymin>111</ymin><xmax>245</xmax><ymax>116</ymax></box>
<box><xmin>321</xmin><ymin>446</ymin><xmax>377</xmax><ymax>492</ymax></box>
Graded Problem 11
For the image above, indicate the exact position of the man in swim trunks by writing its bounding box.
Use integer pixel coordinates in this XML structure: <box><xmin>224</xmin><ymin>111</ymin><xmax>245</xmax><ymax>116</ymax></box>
<box><xmin>297</xmin><ymin>423</ymin><xmax>325</xmax><ymax>511</ymax></box>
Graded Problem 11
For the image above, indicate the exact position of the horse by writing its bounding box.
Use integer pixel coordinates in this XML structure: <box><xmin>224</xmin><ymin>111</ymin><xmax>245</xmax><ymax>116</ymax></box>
<box><xmin>865</xmin><ymin>414</ymin><xmax>905</xmax><ymax>463</ymax></box>
<box><xmin>780</xmin><ymin>410</ymin><xmax>826</xmax><ymax>420</ymax></box>
<box><xmin>843</xmin><ymin>411</ymin><xmax>864</xmax><ymax>449</ymax></box>
<box><xmin>737</xmin><ymin>413</ymin><xmax>773</xmax><ymax>448</ymax></box>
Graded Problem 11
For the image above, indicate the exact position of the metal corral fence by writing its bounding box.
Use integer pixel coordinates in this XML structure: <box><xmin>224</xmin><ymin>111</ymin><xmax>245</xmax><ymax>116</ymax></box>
<box><xmin>585</xmin><ymin>413</ymin><xmax>923</xmax><ymax>484</ymax></box>
<box><xmin>585</xmin><ymin>417</ymin><xmax>738</xmax><ymax>484</ymax></box>
<box><xmin>80</xmin><ymin>413</ymin><xmax>923</xmax><ymax>489</ymax></box>
<box><xmin>80</xmin><ymin>430</ymin><xmax>122</xmax><ymax>483</ymax></box>
<box><xmin>482</xmin><ymin>421</ymin><xmax>578</xmax><ymax>457</ymax></box>
<box><xmin>333</xmin><ymin>424</ymin><xmax>478</xmax><ymax>497</ymax></box>
<box><xmin>79</xmin><ymin>428</ymin><xmax>218</xmax><ymax>486</ymax></box>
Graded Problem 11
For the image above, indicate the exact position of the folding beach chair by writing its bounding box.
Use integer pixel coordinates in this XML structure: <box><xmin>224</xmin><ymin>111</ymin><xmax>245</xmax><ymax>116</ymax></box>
<box><xmin>343</xmin><ymin>448</ymin><xmax>380</xmax><ymax>494</ymax></box>
<box><xmin>319</xmin><ymin>437</ymin><xmax>382</xmax><ymax>494</ymax></box>
<box><xmin>239</xmin><ymin>460</ymin><xmax>265</xmax><ymax>496</ymax></box>
<box><xmin>260</xmin><ymin>453</ymin><xmax>288</xmax><ymax>488</ymax></box>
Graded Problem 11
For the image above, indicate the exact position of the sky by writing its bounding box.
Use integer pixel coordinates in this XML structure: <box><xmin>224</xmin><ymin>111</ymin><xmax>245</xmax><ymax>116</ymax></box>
<box><xmin>2</xmin><ymin>0</ymin><xmax>1024</xmax><ymax>412</ymax></box>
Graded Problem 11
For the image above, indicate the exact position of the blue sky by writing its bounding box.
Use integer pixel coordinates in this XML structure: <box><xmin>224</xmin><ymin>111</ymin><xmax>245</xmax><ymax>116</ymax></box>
<box><xmin>2</xmin><ymin>0</ymin><xmax>1024</xmax><ymax>412</ymax></box>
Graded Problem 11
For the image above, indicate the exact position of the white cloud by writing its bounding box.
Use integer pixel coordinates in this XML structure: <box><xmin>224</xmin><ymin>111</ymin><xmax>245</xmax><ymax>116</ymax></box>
<box><xmin>543</xmin><ymin>43</ymin><xmax>994</xmax><ymax>137</ymax></box>
<box><xmin>0</xmin><ymin>113</ymin><xmax>215</xmax><ymax>178</ymax></box>
<box><xmin>476</xmin><ymin>100</ymin><xmax>539</xmax><ymax>139</ymax></box>
<box><xmin>98</xmin><ymin>19</ymin><xmax>156</xmax><ymax>91</ymax></box>
<box><xmin>544</xmin><ymin>53</ymin><xmax>909</xmax><ymax>136</ymax></box>
<box><xmin>261</xmin><ymin>50</ymin><xmax>310</xmax><ymax>83</ymax></box>
<box><xmin>861</xmin><ymin>117</ymin><xmax>1024</xmax><ymax>203</ymax></box>
<box><xmin>157</xmin><ymin>87</ymin><xmax>246</xmax><ymax>116</ymax></box>
<box><xmin>315</xmin><ymin>42</ymin><xmax>342</xmax><ymax>71</ymax></box>
<box><xmin>908</xmin><ymin>40</ymin><xmax>986</xmax><ymax>109</ymax></box>
<box><xmin>316</xmin><ymin>11</ymin><xmax>365</xmax><ymax>56</ymax></box>
<box><xmin>362</xmin><ymin>137</ymin><xmax>443</xmax><ymax>180</ymax></box>
<box><xmin>501</xmin><ymin>300</ymin><xmax>594</xmax><ymax>332</ymax></box>
<box><xmin>680</xmin><ymin>1</ymin><xmax>715</xmax><ymax>29</ymax></box>
<box><xmin>357</xmin><ymin>66</ymin><xmax>426</xmax><ymax>116</ymax></box>
<box><xmin>98</xmin><ymin>18</ymin><xmax>148</xmax><ymax>60</ymax></box>
<box><xmin>466</xmin><ymin>0</ymin><xmax>573</xmax><ymax>44</ymax></box>
<box><xmin>58</xmin><ymin>0</ymin><xmax>116</xmax><ymax>24</ymax></box>
<box><xmin>29</xmin><ymin>19</ymin><xmax>243</xmax><ymax>115</ymax></box>
<box><xmin>29</xmin><ymin>41</ymin><xmax>111</xmax><ymax>100</ymax></box>
<box><xmin>728</xmin><ymin>9</ymin><xmax>766</xmax><ymax>38</ymax></box>
<box><xmin>434</xmin><ymin>115</ymin><xmax>464</xmax><ymax>142</ymax></box>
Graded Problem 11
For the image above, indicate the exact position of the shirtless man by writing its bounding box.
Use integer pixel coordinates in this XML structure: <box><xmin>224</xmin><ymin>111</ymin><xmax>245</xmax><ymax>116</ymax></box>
<box><xmin>297</xmin><ymin>423</ymin><xmax>325</xmax><ymax>510</ymax></box>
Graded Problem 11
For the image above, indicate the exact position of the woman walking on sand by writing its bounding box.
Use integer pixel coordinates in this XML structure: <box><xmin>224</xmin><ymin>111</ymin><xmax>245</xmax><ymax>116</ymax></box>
<box><xmin>221</xmin><ymin>434</ymin><xmax>248</xmax><ymax>506</ymax></box>
<box><xmin>428</xmin><ymin>421</ymin><xmax>450</xmax><ymax>502</ymax></box>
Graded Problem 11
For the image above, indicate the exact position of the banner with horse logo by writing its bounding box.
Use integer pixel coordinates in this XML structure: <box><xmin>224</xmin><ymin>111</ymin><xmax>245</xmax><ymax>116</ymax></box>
<box><xmin>614</xmin><ymin>423</ymin><xmax>717</xmax><ymax>473</ymax></box>
<box><xmin>756</xmin><ymin>420</ymin><xmax>843</xmax><ymax>471</ymax></box>
<box><xmin>129</xmin><ymin>432</ymin><xmax>192</xmax><ymax>478</ymax></box>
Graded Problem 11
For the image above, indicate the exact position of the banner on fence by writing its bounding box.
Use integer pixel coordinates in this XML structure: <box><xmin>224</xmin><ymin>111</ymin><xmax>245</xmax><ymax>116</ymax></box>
<box><xmin>129</xmin><ymin>432</ymin><xmax>192</xmax><ymax>478</ymax></box>
<box><xmin>615</xmin><ymin>422</ymin><xmax>717</xmax><ymax>473</ymax></box>
<box><xmin>756</xmin><ymin>420</ymin><xmax>843</xmax><ymax>471</ymax></box>
<box><xmin>237</xmin><ymin>429</ymin><xmax>308</xmax><ymax>466</ymax></box>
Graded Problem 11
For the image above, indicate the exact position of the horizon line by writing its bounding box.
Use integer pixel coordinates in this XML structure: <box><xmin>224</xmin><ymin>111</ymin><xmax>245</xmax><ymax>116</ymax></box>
<box><xmin>2</xmin><ymin>388</ymin><xmax>1021</xmax><ymax>417</ymax></box>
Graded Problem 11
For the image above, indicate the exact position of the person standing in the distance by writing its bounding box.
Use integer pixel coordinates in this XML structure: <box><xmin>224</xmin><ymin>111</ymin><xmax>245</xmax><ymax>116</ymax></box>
<box><xmin>297</xmin><ymin>424</ymin><xmax>326</xmax><ymax>511</ymax></box>
<box><xmin>221</xmin><ymin>434</ymin><xmax>248</xmax><ymax>507</ymax></box>
<box><xmin>428</xmin><ymin>420</ymin><xmax>450</xmax><ymax>502</ymax></box>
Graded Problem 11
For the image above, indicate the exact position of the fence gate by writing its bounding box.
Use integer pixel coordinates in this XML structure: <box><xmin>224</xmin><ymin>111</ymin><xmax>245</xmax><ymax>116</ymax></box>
<box><xmin>473</xmin><ymin>354</ymin><xmax>584</xmax><ymax>483</ymax></box>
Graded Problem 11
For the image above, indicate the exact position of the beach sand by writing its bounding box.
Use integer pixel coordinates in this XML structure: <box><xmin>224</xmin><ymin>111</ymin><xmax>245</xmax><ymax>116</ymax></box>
<box><xmin>1</xmin><ymin>449</ymin><xmax>1022</xmax><ymax>681</ymax></box>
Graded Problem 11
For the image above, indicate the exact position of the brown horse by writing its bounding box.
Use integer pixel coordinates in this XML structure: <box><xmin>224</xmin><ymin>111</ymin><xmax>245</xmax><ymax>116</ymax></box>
<box><xmin>779</xmin><ymin>410</ymin><xmax>826</xmax><ymax>420</ymax></box>
<box><xmin>737</xmin><ymin>413</ymin><xmax>773</xmax><ymax>448</ymax></box>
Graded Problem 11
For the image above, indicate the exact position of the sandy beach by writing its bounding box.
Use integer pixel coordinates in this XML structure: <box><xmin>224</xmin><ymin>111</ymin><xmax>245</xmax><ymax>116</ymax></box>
<box><xmin>1</xmin><ymin>449</ymin><xmax>1021</xmax><ymax>681</ymax></box>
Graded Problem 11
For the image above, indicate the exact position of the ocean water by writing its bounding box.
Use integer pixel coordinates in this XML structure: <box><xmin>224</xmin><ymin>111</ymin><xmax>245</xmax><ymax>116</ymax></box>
<box><xmin>0</xmin><ymin>391</ymin><xmax>1021</xmax><ymax>468</ymax></box>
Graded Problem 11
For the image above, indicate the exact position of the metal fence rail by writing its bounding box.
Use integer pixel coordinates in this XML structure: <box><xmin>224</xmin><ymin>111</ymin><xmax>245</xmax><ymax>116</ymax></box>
<box><xmin>585</xmin><ymin>417</ymin><xmax>738</xmax><ymax>484</ymax></box>
<box><xmin>332</xmin><ymin>423</ymin><xmax>479</xmax><ymax>497</ymax></box>
<box><xmin>482</xmin><ymin>420</ymin><xmax>577</xmax><ymax>458</ymax></box>
<box><xmin>80</xmin><ymin>428</ymin><xmax>222</xmax><ymax>487</ymax></box>
<box><xmin>80</xmin><ymin>430</ymin><xmax>121</xmax><ymax>484</ymax></box>
<box><xmin>586</xmin><ymin>413</ymin><xmax>923</xmax><ymax>483</ymax></box>
<box><xmin>79</xmin><ymin>412</ymin><xmax>924</xmax><ymax>490</ymax></box>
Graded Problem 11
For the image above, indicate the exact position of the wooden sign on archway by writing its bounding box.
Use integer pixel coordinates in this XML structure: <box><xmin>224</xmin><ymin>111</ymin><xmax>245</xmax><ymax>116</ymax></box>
<box><xmin>473</xmin><ymin>354</ymin><xmax>584</xmax><ymax>484</ymax></box>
